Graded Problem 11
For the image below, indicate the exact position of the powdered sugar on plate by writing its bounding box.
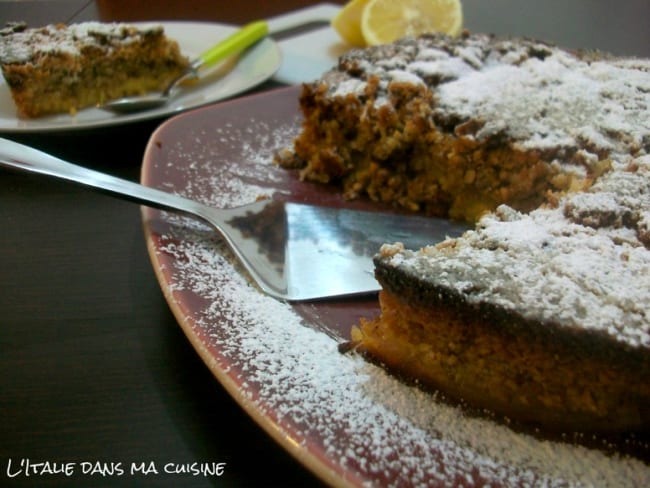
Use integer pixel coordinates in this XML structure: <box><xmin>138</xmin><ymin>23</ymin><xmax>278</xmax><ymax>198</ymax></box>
<box><xmin>142</xmin><ymin>89</ymin><xmax>650</xmax><ymax>487</ymax></box>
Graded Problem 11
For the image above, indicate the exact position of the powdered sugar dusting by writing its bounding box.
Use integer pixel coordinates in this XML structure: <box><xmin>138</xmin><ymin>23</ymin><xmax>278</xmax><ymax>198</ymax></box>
<box><xmin>146</xmin><ymin>118</ymin><xmax>649</xmax><ymax>487</ymax></box>
<box><xmin>438</xmin><ymin>51</ymin><xmax>650</xmax><ymax>155</ymax></box>
<box><xmin>0</xmin><ymin>22</ymin><xmax>164</xmax><ymax>64</ymax></box>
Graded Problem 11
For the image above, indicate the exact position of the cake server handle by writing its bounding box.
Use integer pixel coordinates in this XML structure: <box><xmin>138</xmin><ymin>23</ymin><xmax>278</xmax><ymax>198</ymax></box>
<box><xmin>190</xmin><ymin>20</ymin><xmax>269</xmax><ymax>72</ymax></box>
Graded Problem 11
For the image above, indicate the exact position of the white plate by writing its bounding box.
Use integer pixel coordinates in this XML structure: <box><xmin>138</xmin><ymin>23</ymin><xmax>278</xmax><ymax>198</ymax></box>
<box><xmin>0</xmin><ymin>21</ymin><xmax>281</xmax><ymax>133</ymax></box>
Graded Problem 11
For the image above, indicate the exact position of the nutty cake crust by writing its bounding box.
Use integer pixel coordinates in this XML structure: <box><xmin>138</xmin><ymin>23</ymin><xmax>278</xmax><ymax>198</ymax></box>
<box><xmin>0</xmin><ymin>22</ymin><xmax>189</xmax><ymax>118</ymax></box>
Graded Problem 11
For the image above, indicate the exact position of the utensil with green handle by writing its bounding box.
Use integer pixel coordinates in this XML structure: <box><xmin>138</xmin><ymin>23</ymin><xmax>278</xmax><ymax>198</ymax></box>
<box><xmin>103</xmin><ymin>20</ymin><xmax>269</xmax><ymax>114</ymax></box>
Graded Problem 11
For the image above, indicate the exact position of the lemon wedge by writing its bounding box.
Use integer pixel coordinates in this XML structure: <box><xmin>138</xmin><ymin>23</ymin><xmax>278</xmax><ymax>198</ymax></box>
<box><xmin>360</xmin><ymin>0</ymin><xmax>463</xmax><ymax>46</ymax></box>
<box><xmin>331</xmin><ymin>0</ymin><xmax>371</xmax><ymax>47</ymax></box>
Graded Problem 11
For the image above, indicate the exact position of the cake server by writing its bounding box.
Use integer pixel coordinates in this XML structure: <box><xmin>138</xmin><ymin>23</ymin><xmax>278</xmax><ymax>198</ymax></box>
<box><xmin>102</xmin><ymin>20</ymin><xmax>269</xmax><ymax>114</ymax></box>
<box><xmin>0</xmin><ymin>137</ymin><xmax>468</xmax><ymax>301</ymax></box>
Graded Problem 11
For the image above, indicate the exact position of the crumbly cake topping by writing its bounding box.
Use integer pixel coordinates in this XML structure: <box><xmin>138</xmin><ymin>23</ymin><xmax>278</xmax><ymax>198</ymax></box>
<box><xmin>379</xmin><ymin>155</ymin><xmax>650</xmax><ymax>349</ymax></box>
<box><xmin>324</xmin><ymin>32</ymin><xmax>650</xmax><ymax>171</ymax></box>
<box><xmin>0</xmin><ymin>21</ymin><xmax>163</xmax><ymax>64</ymax></box>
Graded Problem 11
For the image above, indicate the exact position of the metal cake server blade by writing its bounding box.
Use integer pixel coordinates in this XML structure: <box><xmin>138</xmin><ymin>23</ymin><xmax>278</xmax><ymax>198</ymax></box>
<box><xmin>0</xmin><ymin>137</ymin><xmax>468</xmax><ymax>301</ymax></box>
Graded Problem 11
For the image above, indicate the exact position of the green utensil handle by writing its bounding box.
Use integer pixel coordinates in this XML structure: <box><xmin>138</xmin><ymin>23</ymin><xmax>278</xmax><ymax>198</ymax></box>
<box><xmin>198</xmin><ymin>20</ymin><xmax>269</xmax><ymax>69</ymax></box>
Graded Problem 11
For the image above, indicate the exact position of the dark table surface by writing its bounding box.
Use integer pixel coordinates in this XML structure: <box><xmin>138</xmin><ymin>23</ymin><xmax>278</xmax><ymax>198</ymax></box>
<box><xmin>1</xmin><ymin>1</ymin><xmax>648</xmax><ymax>487</ymax></box>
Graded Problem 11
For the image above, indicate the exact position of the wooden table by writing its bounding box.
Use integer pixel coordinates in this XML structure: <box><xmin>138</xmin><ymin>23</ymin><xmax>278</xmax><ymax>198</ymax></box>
<box><xmin>0</xmin><ymin>1</ymin><xmax>648</xmax><ymax>487</ymax></box>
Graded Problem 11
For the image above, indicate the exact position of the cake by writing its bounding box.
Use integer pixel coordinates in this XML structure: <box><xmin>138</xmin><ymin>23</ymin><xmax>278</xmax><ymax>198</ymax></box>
<box><xmin>279</xmin><ymin>32</ymin><xmax>650</xmax><ymax>433</ymax></box>
<box><xmin>0</xmin><ymin>21</ymin><xmax>189</xmax><ymax>118</ymax></box>
<box><xmin>364</xmin><ymin>158</ymin><xmax>650</xmax><ymax>433</ymax></box>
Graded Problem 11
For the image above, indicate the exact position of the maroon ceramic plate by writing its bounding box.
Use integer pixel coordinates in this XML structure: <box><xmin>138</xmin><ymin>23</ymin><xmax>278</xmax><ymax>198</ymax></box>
<box><xmin>141</xmin><ymin>85</ymin><xmax>649</xmax><ymax>487</ymax></box>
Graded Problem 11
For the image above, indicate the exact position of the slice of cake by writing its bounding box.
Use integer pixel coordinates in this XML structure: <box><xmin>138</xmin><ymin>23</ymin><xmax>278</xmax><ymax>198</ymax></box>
<box><xmin>0</xmin><ymin>21</ymin><xmax>189</xmax><ymax>118</ymax></box>
<box><xmin>360</xmin><ymin>155</ymin><xmax>650</xmax><ymax>433</ymax></box>
<box><xmin>280</xmin><ymin>32</ymin><xmax>650</xmax><ymax>433</ymax></box>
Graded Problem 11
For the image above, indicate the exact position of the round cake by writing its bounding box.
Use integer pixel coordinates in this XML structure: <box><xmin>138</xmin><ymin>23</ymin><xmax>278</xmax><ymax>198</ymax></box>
<box><xmin>280</xmin><ymin>31</ymin><xmax>650</xmax><ymax>433</ymax></box>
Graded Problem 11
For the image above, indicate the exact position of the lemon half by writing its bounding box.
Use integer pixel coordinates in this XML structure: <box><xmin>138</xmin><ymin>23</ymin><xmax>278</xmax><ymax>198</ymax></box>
<box><xmin>361</xmin><ymin>0</ymin><xmax>463</xmax><ymax>46</ymax></box>
<box><xmin>331</xmin><ymin>0</ymin><xmax>371</xmax><ymax>47</ymax></box>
